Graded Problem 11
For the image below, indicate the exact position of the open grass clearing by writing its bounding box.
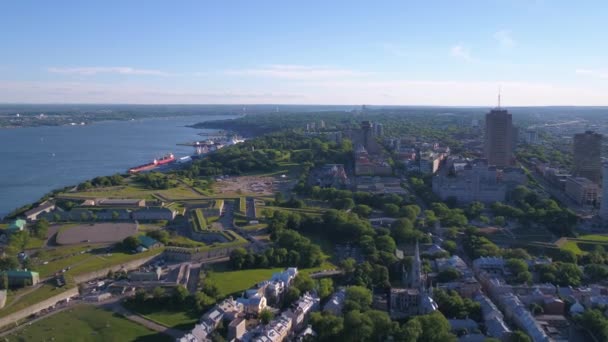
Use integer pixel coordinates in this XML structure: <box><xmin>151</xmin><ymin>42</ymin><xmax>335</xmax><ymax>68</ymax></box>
<box><xmin>4</xmin><ymin>304</ymin><xmax>170</xmax><ymax>342</ymax></box>
<box><xmin>203</xmin><ymin>261</ymin><xmax>336</xmax><ymax>298</ymax></box>
<box><xmin>124</xmin><ymin>301</ymin><xmax>199</xmax><ymax>331</ymax></box>
<box><xmin>0</xmin><ymin>284</ymin><xmax>75</xmax><ymax>318</ymax></box>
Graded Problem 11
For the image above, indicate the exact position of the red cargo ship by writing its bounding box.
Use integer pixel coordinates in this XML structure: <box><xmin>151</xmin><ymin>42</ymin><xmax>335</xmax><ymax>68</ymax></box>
<box><xmin>128</xmin><ymin>153</ymin><xmax>175</xmax><ymax>173</ymax></box>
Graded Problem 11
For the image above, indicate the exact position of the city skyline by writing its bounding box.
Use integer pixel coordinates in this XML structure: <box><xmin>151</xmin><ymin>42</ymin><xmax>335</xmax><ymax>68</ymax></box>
<box><xmin>2</xmin><ymin>1</ymin><xmax>608</xmax><ymax>105</ymax></box>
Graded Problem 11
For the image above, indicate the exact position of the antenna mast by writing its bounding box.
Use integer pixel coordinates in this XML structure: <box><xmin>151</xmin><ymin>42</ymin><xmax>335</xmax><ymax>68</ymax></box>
<box><xmin>498</xmin><ymin>86</ymin><xmax>502</xmax><ymax>109</ymax></box>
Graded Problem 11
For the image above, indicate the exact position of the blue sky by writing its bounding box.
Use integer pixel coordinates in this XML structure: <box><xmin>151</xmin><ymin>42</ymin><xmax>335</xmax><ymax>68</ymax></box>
<box><xmin>1</xmin><ymin>0</ymin><xmax>607</xmax><ymax>105</ymax></box>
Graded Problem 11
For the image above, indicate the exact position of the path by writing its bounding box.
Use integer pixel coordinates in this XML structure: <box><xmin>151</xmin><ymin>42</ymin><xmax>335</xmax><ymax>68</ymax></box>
<box><xmin>102</xmin><ymin>300</ymin><xmax>186</xmax><ymax>339</ymax></box>
<box><xmin>1</xmin><ymin>283</ymin><xmax>44</xmax><ymax>311</ymax></box>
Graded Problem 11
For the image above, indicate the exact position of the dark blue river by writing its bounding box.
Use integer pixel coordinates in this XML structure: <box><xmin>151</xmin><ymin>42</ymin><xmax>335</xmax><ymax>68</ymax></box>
<box><xmin>0</xmin><ymin>115</ymin><xmax>232</xmax><ymax>217</ymax></box>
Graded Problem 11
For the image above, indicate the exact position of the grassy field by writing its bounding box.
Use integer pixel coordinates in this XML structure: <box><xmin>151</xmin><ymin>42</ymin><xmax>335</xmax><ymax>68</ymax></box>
<box><xmin>4</xmin><ymin>305</ymin><xmax>170</xmax><ymax>342</ymax></box>
<box><xmin>267</xmin><ymin>206</ymin><xmax>326</xmax><ymax>215</ymax></box>
<box><xmin>0</xmin><ymin>284</ymin><xmax>74</xmax><ymax>318</ymax></box>
<box><xmin>238</xmin><ymin>197</ymin><xmax>246</xmax><ymax>215</ymax></box>
<box><xmin>66</xmin><ymin>248</ymin><xmax>164</xmax><ymax>276</ymax></box>
<box><xmin>204</xmin><ymin>261</ymin><xmax>336</xmax><ymax>298</ymax></box>
<box><xmin>124</xmin><ymin>302</ymin><xmax>198</xmax><ymax>331</ymax></box>
<box><xmin>241</xmin><ymin>223</ymin><xmax>268</xmax><ymax>232</ymax></box>
<box><xmin>165</xmin><ymin>234</ymin><xmax>206</xmax><ymax>248</ymax></box>
<box><xmin>58</xmin><ymin>182</ymin><xmax>204</xmax><ymax>201</ymax></box>
<box><xmin>557</xmin><ymin>234</ymin><xmax>608</xmax><ymax>255</ymax></box>
<box><xmin>560</xmin><ymin>240</ymin><xmax>584</xmax><ymax>255</ymax></box>
<box><xmin>25</xmin><ymin>237</ymin><xmax>46</xmax><ymax>249</ymax></box>
<box><xmin>34</xmin><ymin>247</ymin><xmax>163</xmax><ymax>278</ymax></box>
<box><xmin>190</xmin><ymin>209</ymin><xmax>208</xmax><ymax>231</ymax></box>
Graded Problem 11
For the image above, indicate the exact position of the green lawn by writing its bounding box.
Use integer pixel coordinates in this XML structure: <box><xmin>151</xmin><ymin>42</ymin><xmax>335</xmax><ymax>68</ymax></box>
<box><xmin>205</xmin><ymin>267</ymin><xmax>284</xmax><ymax>297</ymax></box>
<box><xmin>578</xmin><ymin>234</ymin><xmax>608</xmax><ymax>242</ymax></box>
<box><xmin>242</xmin><ymin>223</ymin><xmax>268</xmax><ymax>232</ymax></box>
<box><xmin>190</xmin><ymin>209</ymin><xmax>208</xmax><ymax>231</ymax></box>
<box><xmin>66</xmin><ymin>248</ymin><xmax>164</xmax><ymax>276</ymax></box>
<box><xmin>561</xmin><ymin>240</ymin><xmax>584</xmax><ymax>255</ymax></box>
<box><xmin>0</xmin><ymin>284</ymin><xmax>74</xmax><ymax>318</ymax></box>
<box><xmin>25</xmin><ymin>237</ymin><xmax>46</xmax><ymax>249</ymax></box>
<box><xmin>58</xmin><ymin>183</ymin><xmax>204</xmax><ymax>201</ymax></box>
<box><xmin>124</xmin><ymin>302</ymin><xmax>198</xmax><ymax>331</ymax></box>
<box><xmin>204</xmin><ymin>262</ymin><xmax>336</xmax><ymax>298</ymax></box>
<box><xmin>165</xmin><ymin>235</ymin><xmax>206</xmax><ymax>248</ymax></box>
<box><xmin>33</xmin><ymin>247</ymin><xmax>163</xmax><ymax>278</ymax></box>
<box><xmin>4</xmin><ymin>305</ymin><xmax>170</xmax><ymax>342</ymax></box>
<box><xmin>557</xmin><ymin>234</ymin><xmax>608</xmax><ymax>256</ymax></box>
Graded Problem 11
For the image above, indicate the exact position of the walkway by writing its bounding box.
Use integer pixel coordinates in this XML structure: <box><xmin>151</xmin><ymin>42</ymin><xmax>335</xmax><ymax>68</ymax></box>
<box><xmin>102</xmin><ymin>301</ymin><xmax>186</xmax><ymax>339</ymax></box>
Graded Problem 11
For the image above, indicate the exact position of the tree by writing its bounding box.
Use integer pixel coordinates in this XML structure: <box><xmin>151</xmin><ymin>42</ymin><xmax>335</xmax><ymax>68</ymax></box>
<box><xmin>585</xmin><ymin>264</ymin><xmax>608</xmax><ymax>282</ymax></box>
<box><xmin>437</xmin><ymin>268</ymin><xmax>461</xmax><ymax>283</ymax></box>
<box><xmin>259</xmin><ymin>308</ymin><xmax>274</xmax><ymax>324</ymax></box>
<box><xmin>122</xmin><ymin>236</ymin><xmax>139</xmax><ymax>251</ymax></box>
<box><xmin>398</xmin><ymin>318</ymin><xmax>422</xmax><ymax>342</ymax></box>
<box><xmin>317</xmin><ymin>278</ymin><xmax>334</xmax><ymax>301</ymax></box>
<box><xmin>9</xmin><ymin>231</ymin><xmax>30</xmax><ymax>251</ymax></box>
<box><xmin>434</xmin><ymin>289</ymin><xmax>481</xmax><ymax>321</ymax></box>
<box><xmin>32</xmin><ymin>218</ymin><xmax>49</xmax><ymax>239</ymax></box>
<box><xmin>293</xmin><ymin>273</ymin><xmax>315</xmax><ymax>293</ymax></box>
<box><xmin>333</xmin><ymin>198</ymin><xmax>355</xmax><ymax>210</ymax></box>
<box><xmin>465</xmin><ymin>201</ymin><xmax>484</xmax><ymax>219</ymax></box>
<box><xmin>352</xmin><ymin>204</ymin><xmax>372</xmax><ymax>218</ymax></box>
<box><xmin>284</xmin><ymin>287</ymin><xmax>301</xmax><ymax>307</ymax></box>
<box><xmin>194</xmin><ymin>292</ymin><xmax>216</xmax><ymax>312</ymax></box>
<box><xmin>506</xmin><ymin>258</ymin><xmax>531</xmax><ymax>284</ymax></box>
<box><xmin>410</xmin><ymin>311</ymin><xmax>456</xmax><ymax>342</ymax></box>
<box><xmin>343</xmin><ymin>310</ymin><xmax>374</xmax><ymax>341</ymax></box>
<box><xmin>0</xmin><ymin>273</ymin><xmax>8</xmax><ymax>290</ymax></box>
<box><xmin>400</xmin><ymin>205</ymin><xmax>421</xmax><ymax>221</ymax></box>
<box><xmin>442</xmin><ymin>240</ymin><xmax>457</xmax><ymax>254</ymax></box>
<box><xmin>383</xmin><ymin>203</ymin><xmax>400</xmax><ymax>217</ymax></box>
<box><xmin>152</xmin><ymin>286</ymin><xmax>165</xmax><ymax>300</ymax></box>
<box><xmin>493</xmin><ymin>216</ymin><xmax>506</xmax><ymax>227</ymax></box>
<box><xmin>510</xmin><ymin>330</ymin><xmax>532</xmax><ymax>342</ymax></box>
<box><xmin>575</xmin><ymin>309</ymin><xmax>608</xmax><ymax>342</ymax></box>
<box><xmin>365</xmin><ymin>310</ymin><xmax>393</xmax><ymax>341</ymax></box>
<box><xmin>229</xmin><ymin>247</ymin><xmax>248</xmax><ymax>269</ymax></box>
<box><xmin>310</xmin><ymin>312</ymin><xmax>344</xmax><ymax>341</ymax></box>
<box><xmin>0</xmin><ymin>256</ymin><xmax>19</xmax><ymax>271</ymax></box>
<box><xmin>529</xmin><ymin>303</ymin><xmax>544</xmax><ymax>316</ymax></box>
<box><xmin>375</xmin><ymin>235</ymin><xmax>396</xmax><ymax>253</ymax></box>
<box><xmin>172</xmin><ymin>285</ymin><xmax>189</xmax><ymax>306</ymax></box>
<box><xmin>344</xmin><ymin>286</ymin><xmax>372</xmax><ymax>311</ymax></box>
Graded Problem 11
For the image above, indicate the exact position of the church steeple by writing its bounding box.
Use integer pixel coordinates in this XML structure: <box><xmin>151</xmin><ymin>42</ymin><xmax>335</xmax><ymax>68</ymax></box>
<box><xmin>410</xmin><ymin>241</ymin><xmax>422</xmax><ymax>289</ymax></box>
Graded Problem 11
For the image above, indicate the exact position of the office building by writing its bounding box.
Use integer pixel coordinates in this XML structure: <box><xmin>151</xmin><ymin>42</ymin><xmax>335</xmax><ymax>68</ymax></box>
<box><xmin>565</xmin><ymin>177</ymin><xmax>599</xmax><ymax>205</ymax></box>
<box><xmin>573</xmin><ymin>131</ymin><xmax>602</xmax><ymax>184</ymax></box>
<box><xmin>484</xmin><ymin>108</ymin><xmax>513</xmax><ymax>168</ymax></box>
<box><xmin>601</xmin><ymin>163</ymin><xmax>608</xmax><ymax>219</ymax></box>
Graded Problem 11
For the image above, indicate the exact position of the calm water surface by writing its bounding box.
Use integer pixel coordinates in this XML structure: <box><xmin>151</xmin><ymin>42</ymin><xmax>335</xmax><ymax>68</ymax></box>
<box><xmin>0</xmin><ymin>115</ymin><xmax>233</xmax><ymax>217</ymax></box>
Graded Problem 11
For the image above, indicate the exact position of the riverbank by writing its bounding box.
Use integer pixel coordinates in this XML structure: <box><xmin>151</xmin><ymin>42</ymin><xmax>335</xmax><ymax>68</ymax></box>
<box><xmin>0</xmin><ymin>115</ymin><xmax>235</xmax><ymax>218</ymax></box>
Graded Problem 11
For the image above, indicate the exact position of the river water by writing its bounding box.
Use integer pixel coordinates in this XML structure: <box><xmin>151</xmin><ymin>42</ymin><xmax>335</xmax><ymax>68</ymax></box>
<box><xmin>0</xmin><ymin>115</ymin><xmax>233</xmax><ymax>217</ymax></box>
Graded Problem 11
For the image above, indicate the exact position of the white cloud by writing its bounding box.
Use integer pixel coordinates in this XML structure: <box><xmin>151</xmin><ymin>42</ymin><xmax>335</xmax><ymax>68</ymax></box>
<box><xmin>450</xmin><ymin>45</ymin><xmax>473</xmax><ymax>61</ymax></box>
<box><xmin>576</xmin><ymin>68</ymin><xmax>608</xmax><ymax>79</ymax></box>
<box><xmin>493</xmin><ymin>30</ymin><xmax>516</xmax><ymax>49</ymax></box>
<box><xmin>224</xmin><ymin>64</ymin><xmax>373</xmax><ymax>80</ymax></box>
<box><xmin>47</xmin><ymin>66</ymin><xmax>172</xmax><ymax>76</ymax></box>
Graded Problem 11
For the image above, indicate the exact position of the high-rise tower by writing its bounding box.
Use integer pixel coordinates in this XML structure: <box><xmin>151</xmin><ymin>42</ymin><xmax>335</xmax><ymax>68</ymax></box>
<box><xmin>600</xmin><ymin>163</ymin><xmax>608</xmax><ymax>219</ymax></box>
<box><xmin>573</xmin><ymin>131</ymin><xmax>602</xmax><ymax>184</ymax></box>
<box><xmin>484</xmin><ymin>104</ymin><xmax>513</xmax><ymax>168</ymax></box>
